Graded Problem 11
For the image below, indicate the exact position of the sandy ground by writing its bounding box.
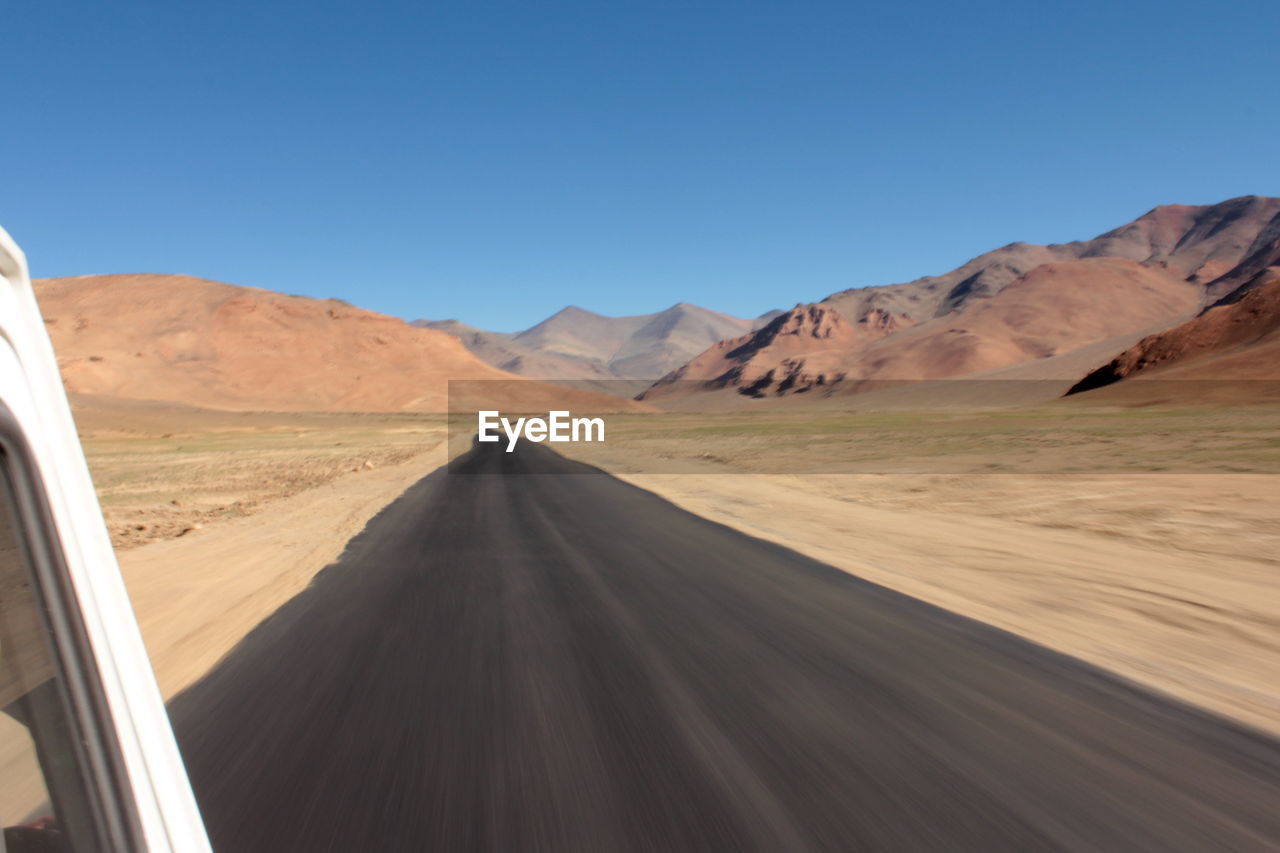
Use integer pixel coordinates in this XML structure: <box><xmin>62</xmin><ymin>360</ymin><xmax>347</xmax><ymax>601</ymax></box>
<box><xmin>559</xmin><ymin>404</ymin><xmax>1280</xmax><ymax>735</ymax></box>
<box><xmin>73</xmin><ymin>397</ymin><xmax>447</xmax><ymax>550</ymax></box>
<box><xmin>117</xmin><ymin>439</ymin><xmax>447</xmax><ymax>699</ymax></box>
<box><xmin>65</xmin><ymin>398</ymin><xmax>450</xmax><ymax>697</ymax></box>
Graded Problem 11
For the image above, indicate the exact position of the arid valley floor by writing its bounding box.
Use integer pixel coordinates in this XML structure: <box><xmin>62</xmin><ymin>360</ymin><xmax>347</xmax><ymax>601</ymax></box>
<box><xmin>77</xmin><ymin>393</ymin><xmax>1280</xmax><ymax>737</ymax></box>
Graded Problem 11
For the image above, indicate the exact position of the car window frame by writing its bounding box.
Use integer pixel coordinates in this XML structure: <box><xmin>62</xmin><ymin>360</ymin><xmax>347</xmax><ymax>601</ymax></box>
<box><xmin>0</xmin><ymin>398</ymin><xmax>142</xmax><ymax>851</ymax></box>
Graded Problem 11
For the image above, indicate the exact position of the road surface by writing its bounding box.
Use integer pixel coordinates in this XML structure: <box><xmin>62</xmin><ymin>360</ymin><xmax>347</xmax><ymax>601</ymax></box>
<box><xmin>168</xmin><ymin>442</ymin><xmax>1280</xmax><ymax>851</ymax></box>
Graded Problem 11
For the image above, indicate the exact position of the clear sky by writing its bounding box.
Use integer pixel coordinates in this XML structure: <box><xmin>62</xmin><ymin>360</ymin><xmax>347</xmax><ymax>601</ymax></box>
<box><xmin>5</xmin><ymin>1</ymin><xmax>1278</xmax><ymax>332</ymax></box>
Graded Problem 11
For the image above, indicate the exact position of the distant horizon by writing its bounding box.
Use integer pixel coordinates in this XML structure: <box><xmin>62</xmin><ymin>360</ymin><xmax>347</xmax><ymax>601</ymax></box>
<box><xmin>6</xmin><ymin>0</ymin><xmax>1279</xmax><ymax>332</ymax></box>
<box><xmin>24</xmin><ymin>192</ymin><xmax>1275</xmax><ymax>333</ymax></box>
<box><xmin>419</xmin><ymin>300</ymin><xmax>787</xmax><ymax>330</ymax></box>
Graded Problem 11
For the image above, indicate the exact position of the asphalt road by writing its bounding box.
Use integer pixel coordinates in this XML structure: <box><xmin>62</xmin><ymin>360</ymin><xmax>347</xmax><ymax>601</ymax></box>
<box><xmin>168</xmin><ymin>442</ymin><xmax>1280</xmax><ymax>851</ymax></box>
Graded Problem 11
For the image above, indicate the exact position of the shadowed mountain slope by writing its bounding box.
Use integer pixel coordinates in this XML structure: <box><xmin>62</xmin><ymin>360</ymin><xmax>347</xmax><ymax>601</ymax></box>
<box><xmin>1068</xmin><ymin>273</ymin><xmax>1280</xmax><ymax>394</ymax></box>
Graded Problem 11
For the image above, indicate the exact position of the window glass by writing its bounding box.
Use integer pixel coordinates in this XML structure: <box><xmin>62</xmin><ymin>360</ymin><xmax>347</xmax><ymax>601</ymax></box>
<box><xmin>1</xmin><ymin>464</ymin><xmax>97</xmax><ymax>852</ymax></box>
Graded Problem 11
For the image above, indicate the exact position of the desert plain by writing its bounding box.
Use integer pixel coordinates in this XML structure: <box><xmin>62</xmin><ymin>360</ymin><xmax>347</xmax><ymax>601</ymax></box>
<box><xmin>71</xmin><ymin>389</ymin><xmax>1280</xmax><ymax>738</ymax></box>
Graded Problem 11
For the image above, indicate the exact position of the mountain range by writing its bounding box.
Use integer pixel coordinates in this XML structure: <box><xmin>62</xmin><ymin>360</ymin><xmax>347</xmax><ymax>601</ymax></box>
<box><xmin>1069</xmin><ymin>258</ymin><xmax>1280</xmax><ymax>393</ymax></box>
<box><xmin>414</xmin><ymin>304</ymin><xmax>781</xmax><ymax>382</ymax></box>
<box><xmin>34</xmin><ymin>274</ymin><xmax>647</xmax><ymax>414</ymax></box>
<box><xmin>32</xmin><ymin>195</ymin><xmax>1280</xmax><ymax>415</ymax></box>
<box><xmin>639</xmin><ymin>195</ymin><xmax>1280</xmax><ymax>403</ymax></box>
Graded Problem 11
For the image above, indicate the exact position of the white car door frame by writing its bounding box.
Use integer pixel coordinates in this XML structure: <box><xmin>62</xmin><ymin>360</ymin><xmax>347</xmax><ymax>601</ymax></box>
<box><xmin>0</xmin><ymin>226</ymin><xmax>212</xmax><ymax>852</ymax></box>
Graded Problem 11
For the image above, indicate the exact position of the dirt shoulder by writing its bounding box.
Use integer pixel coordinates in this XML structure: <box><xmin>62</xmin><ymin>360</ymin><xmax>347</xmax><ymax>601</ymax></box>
<box><xmin>119</xmin><ymin>442</ymin><xmax>443</xmax><ymax>698</ymax></box>
<box><xmin>75</xmin><ymin>398</ymin><xmax>450</xmax><ymax>698</ymax></box>
<box><xmin>74</xmin><ymin>397</ymin><xmax>446</xmax><ymax>550</ymax></box>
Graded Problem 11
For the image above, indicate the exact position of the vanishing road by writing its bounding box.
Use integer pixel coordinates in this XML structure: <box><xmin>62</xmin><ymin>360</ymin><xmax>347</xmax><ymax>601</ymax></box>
<box><xmin>169</xmin><ymin>443</ymin><xmax>1280</xmax><ymax>851</ymax></box>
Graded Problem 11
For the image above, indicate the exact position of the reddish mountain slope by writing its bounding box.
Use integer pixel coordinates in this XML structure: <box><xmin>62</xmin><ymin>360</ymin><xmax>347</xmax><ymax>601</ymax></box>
<box><xmin>642</xmin><ymin>196</ymin><xmax>1280</xmax><ymax>403</ymax></box>
<box><xmin>832</xmin><ymin>259</ymin><xmax>1201</xmax><ymax>383</ymax></box>
<box><xmin>1202</xmin><ymin>209</ymin><xmax>1280</xmax><ymax>302</ymax></box>
<box><xmin>36</xmin><ymin>274</ymin><xmax>646</xmax><ymax>413</ymax></box>
<box><xmin>1068</xmin><ymin>272</ymin><xmax>1280</xmax><ymax>392</ymax></box>
<box><xmin>645</xmin><ymin>259</ymin><xmax>1199</xmax><ymax>399</ymax></box>
<box><xmin>642</xmin><ymin>303</ymin><xmax>908</xmax><ymax>398</ymax></box>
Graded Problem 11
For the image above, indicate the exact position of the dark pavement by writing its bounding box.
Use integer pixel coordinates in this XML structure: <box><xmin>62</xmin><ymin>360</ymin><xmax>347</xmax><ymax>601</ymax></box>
<box><xmin>168</xmin><ymin>442</ymin><xmax>1280</xmax><ymax>851</ymax></box>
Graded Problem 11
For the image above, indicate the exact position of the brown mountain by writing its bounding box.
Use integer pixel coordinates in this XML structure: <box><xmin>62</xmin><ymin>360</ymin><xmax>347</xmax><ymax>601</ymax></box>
<box><xmin>1068</xmin><ymin>271</ymin><xmax>1280</xmax><ymax>393</ymax></box>
<box><xmin>642</xmin><ymin>196</ymin><xmax>1280</xmax><ymax>403</ymax></box>
<box><xmin>413</xmin><ymin>318</ymin><xmax>620</xmax><ymax>384</ymax></box>
<box><xmin>1201</xmin><ymin>208</ymin><xmax>1280</xmax><ymax>303</ymax></box>
<box><xmin>417</xmin><ymin>303</ymin><xmax>781</xmax><ymax>382</ymax></box>
<box><xmin>36</xmin><ymin>274</ymin><xmax>647</xmax><ymax>413</ymax></box>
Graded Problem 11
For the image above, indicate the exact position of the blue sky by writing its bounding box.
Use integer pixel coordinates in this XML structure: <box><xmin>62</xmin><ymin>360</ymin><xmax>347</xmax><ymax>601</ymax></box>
<box><xmin>5</xmin><ymin>1</ymin><xmax>1278</xmax><ymax>332</ymax></box>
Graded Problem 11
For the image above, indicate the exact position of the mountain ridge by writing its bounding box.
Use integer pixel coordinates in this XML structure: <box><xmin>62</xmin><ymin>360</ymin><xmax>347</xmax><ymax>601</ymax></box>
<box><xmin>415</xmin><ymin>302</ymin><xmax>781</xmax><ymax>383</ymax></box>
<box><xmin>35</xmin><ymin>274</ymin><xmax>647</xmax><ymax>414</ymax></box>
<box><xmin>641</xmin><ymin>196</ymin><xmax>1280</xmax><ymax>403</ymax></box>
